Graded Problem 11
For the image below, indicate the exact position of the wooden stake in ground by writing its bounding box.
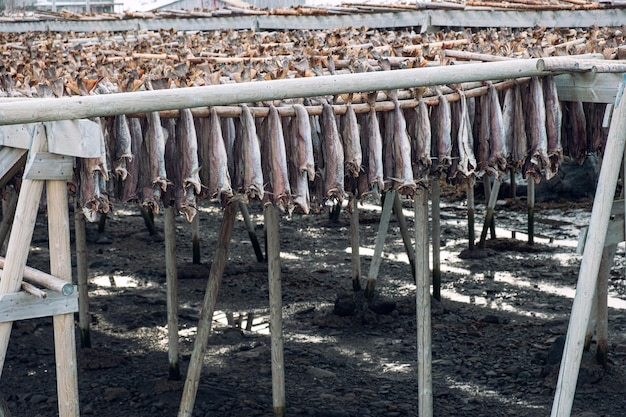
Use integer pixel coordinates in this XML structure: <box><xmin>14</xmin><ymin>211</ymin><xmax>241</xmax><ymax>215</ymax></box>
<box><xmin>74</xmin><ymin>211</ymin><xmax>91</xmax><ymax>348</ymax></box>
<box><xmin>350</xmin><ymin>197</ymin><xmax>361</xmax><ymax>291</ymax></box>
<box><xmin>594</xmin><ymin>243</ymin><xmax>616</xmax><ymax>366</ymax></box>
<box><xmin>191</xmin><ymin>210</ymin><xmax>200</xmax><ymax>264</ymax></box>
<box><xmin>482</xmin><ymin>175</ymin><xmax>496</xmax><ymax>239</ymax></box>
<box><xmin>527</xmin><ymin>179</ymin><xmax>535</xmax><ymax>245</ymax></box>
<box><xmin>430</xmin><ymin>178</ymin><xmax>441</xmax><ymax>300</ymax></box>
<box><xmin>365</xmin><ymin>190</ymin><xmax>396</xmax><ymax>300</ymax></box>
<box><xmin>467</xmin><ymin>180</ymin><xmax>475</xmax><ymax>250</ymax></box>
<box><xmin>415</xmin><ymin>187</ymin><xmax>432</xmax><ymax>417</ymax></box>
<box><xmin>239</xmin><ymin>202</ymin><xmax>265</xmax><ymax>263</ymax></box>
<box><xmin>47</xmin><ymin>178</ymin><xmax>80</xmax><ymax>417</ymax></box>
<box><xmin>178</xmin><ymin>202</ymin><xmax>237</xmax><ymax>417</ymax></box>
<box><xmin>392</xmin><ymin>191</ymin><xmax>416</xmax><ymax>281</ymax></box>
<box><xmin>551</xmin><ymin>79</ymin><xmax>626</xmax><ymax>417</ymax></box>
<box><xmin>265</xmin><ymin>204</ymin><xmax>286</xmax><ymax>417</ymax></box>
<box><xmin>164</xmin><ymin>206</ymin><xmax>180</xmax><ymax>380</ymax></box>
<box><xmin>478</xmin><ymin>177</ymin><xmax>501</xmax><ymax>248</ymax></box>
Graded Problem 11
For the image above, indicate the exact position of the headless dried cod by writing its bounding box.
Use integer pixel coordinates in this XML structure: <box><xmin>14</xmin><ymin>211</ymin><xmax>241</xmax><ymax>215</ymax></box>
<box><xmin>122</xmin><ymin>117</ymin><xmax>143</xmax><ymax>203</ymax></box>
<box><xmin>367</xmin><ymin>95</ymin><xmax>384</xmax><ymax>197</ymax></box>
<box><xmin>543</xmin><ymin>76</ymin><xmax>563</xmax><ymax>176</ymax></box>
<box><xmin>208</xmin><ymin>107</ymin><xmax>234</xmax><ymax>203</ymax></box>
<box><xmin>113</xmin><ymin>114</ymin><xmax>133</xmax><ymax>181</ymax></box>
<box><xmin>240</xmin><ymin>104</ymin><xmax>264</xmax><ymax>201</ymax></box>
<box><xmin>267</xmin><ymin>105</ymin><xmax>293</xmax><ymax>212</ymax></box>
<box><xmin>290</xmin><ymin>104</ymin><xmax>315</xmax><ymax>213</ymax></box>
<box><xmin>413</xmin><ymin>99</ymin><xmax>432</xmax><ymax>181</ymax></box>
<box><xmin>434</xmin><ymin>90</ymin><xmax>452</xmax><ymax>172</ymax></box>
<box><xmin>487</xmin><ymin>82</ymin><xmax>507</xmax><ymax>175</ymax></box>
<box><xmin>477</xmin><ymin>94</ymin><xmax>495</xmax><ymax>178</ymax></box>
<box><xmin>178</xmin><ymin>108</ymin><xmax>202</xmax><ymax>221</ymax></box>
<box><xmin>322</xmin><ymin>102</ymin><xmax>347</xmax><ymax>202</ymax></box>
<box><xmin>390</xmin><ymin>91</ymin><xmax>416</xmax><ymax>196</ymax></box>
<box><xmin>502</xmin><ymin>84</ymin><xmax>528</xmax><ymax>170</ymax></box>
<box><xmin>342</xmin><ymin>101</ymin><xmax>363</xmax><ymax>179</ymax></box>
<box><xmin>455</xmin><ymin>90</ymin><xmax>477</xmax><ymax>179</ymax></box>
<box><xmin>524</xmin><ymin>77</ymin><xmax>550</xmax><ymax>183</ymax></box>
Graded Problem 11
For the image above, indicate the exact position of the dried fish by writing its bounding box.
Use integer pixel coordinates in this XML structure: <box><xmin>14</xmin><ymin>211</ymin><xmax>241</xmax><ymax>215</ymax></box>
<box><xmin>341</xmin><ymin>102</ymin><xmax>363</xmax><ymax>178</ymax></box>
<box><xmin>113</xmin><ymin>114</ymin><xmax>132</xmax><ymax>181</ymax></box>
<box><xmin>367</xmin><ymin>96</ymin><xmax>384</xmax><ymax>197</ymax></box>
<box><xmin>435</xmin><ymin>90</ymin><xmax>452</xmax><ymax>172</ymax></box>
<box><xmin>322</xmin><ymin>102</ymin><xmax>346</xmax><ymax>202</ymax></box>
<box><xmin>524</xmin><ymin>77</ymin><xmax>550</xmax><ymax>182</ymax></box>
<box><xmin>146</xmin><ymin>110</ymin><xmax>168</xmax><ymax>196</ymax></box>
<box><xmin>178</xmin><ymin>108</ymin><xmax>202</xmax><ymax>221</ymax></box>
<box><xmin>240</xmin><ymin>105</ymin><xmax>264</xmax><ymax>201</ymax></box>
<box><xmin>565</xmin><ymin>100</ymin><xmax>587</xmax><ymax>165</ymax></box>
<box><xmin>391</xmin><ymin>92</ymin><xmax>416</xmax><ymax>196</ymax></box>
<box><xmin>487</xmin><ymin>83</ymin><xmax>507</xmax><ymax>174</ymax></box>
<box><xmin>503</xmin><ymin>84</ymin><xmax>528</xmax><ymax>170</ymax></box>
<box><xmin>122</xmin><ymin>117</ymin><xmax>143</xmax><ymax>203</ymax></box>
<box><xmin>208</xmin><ymin>107</ymin><xmax>233</xmax><ymax>202</ymax></box>
<box><xmin>543</xmin><ymin>75</ymin><xmax>563</xmax><ymax>175</ymax></box>
<box><xmin>414</xmin><ymin>99</ymin><xmax>432</xmax><ymax>180</ymax></box>
<box><xmin>293</xmin><ymin>104</ymin><xmax>315</xmax><ymax>181</ymax></box>
<box><xmin>476</xmin><ymin>94</ymin><xmax>495</xmax><ymax>178</ymax></box>
<box><xmin>267</xmin><ymin>104</ymin><xmax>293</xmax><ymax>212</ymax></box>
<box><xmin>456</xmin><ymin>90</ymin><xmax>477</xmax><ymax>178</ymax></box>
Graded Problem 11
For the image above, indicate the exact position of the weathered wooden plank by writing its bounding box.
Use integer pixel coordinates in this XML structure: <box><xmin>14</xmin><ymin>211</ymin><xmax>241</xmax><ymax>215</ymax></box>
<box><xmin>23</xmin><ymin>152</ymin><xmax>73</xmax><ymax>180</ymax></box>
<box><xmin>577</xmin><ymin>219</ymin><xmax>625</xmax><ymax>254</ymax></box>
<box><xmin>0</xmin><ymin>290</ymin><xmax>78</xmax><ymax>323</ymax></box>
<box><xmin>0</xmin><ymin>147</ymin><xmax>27</xmax><ymax>189</ymax></box>
<box><xmin>555</xmin><ymin>72</ymin><xmax>623</xmax><ymax>104</ymax></box>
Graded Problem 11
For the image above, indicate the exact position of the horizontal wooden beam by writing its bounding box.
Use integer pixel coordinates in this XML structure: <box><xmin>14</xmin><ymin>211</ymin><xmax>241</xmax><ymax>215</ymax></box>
<box><xmin>577</xmin><ymin>219</ymin><xmax>625</xmax><ymax>255</ymax></box>
<box><xmin>0</xmin><ymin>57</ymin><xmax>591</xmax><ymax>127</ymax></box>
<box><xmin>0</xmin><ymin>288</ymin><xmax>78</xmax><ymax>323</ymax></box>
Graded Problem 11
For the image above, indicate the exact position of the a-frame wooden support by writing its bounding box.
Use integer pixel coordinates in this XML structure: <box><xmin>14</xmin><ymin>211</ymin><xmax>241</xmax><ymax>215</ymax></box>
<box><xmin>0</xmin><ymin>119</ymin><xmax>102</xmax><ymax>416</ymax></box>
<box><xmin>551</xmin><ymin>76</ymin><xmax>626</xmax><ymax>417</ymax></box>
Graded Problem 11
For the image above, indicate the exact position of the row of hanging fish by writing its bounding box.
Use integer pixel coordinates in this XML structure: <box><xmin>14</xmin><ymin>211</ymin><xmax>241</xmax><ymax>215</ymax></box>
<box><xmin>72</xmin><ymin>74</ymin><xmax>609</xmax><ymax>221</ymax></box>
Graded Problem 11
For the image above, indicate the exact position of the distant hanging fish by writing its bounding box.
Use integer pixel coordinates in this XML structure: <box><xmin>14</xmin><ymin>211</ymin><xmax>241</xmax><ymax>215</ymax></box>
<box><xmin>414</xmin><ymin>99</ymin><xmax>432</xmax><ymax>181</ymax></box>
<box><xmin>208</xmin><ymin>107</ymin><xmax>233</xmax><ymax>203</ymax></box>
<box><xmin>435</xmin><ymin>90</ymin><xmax>452</xmax><ymax>172</ymax></box>
<box><xmin>390</xmin><ymin>91</ymin><xmax>416</xmax><ymax>196</ymax></box>
<box><xmin>487</xmin><ymin>83</ymin><xmax>507</xmax><ymax>175</ymax></box>
<box><xmin>367</xmin><ymin>96</ymin><xmax>384</xmax><ymax>197</ymax></box>
<box><xmin>342</xmin><ymin>102</ymin><xmax>363</xmax><ymax>179</ymax></box>
<box><xmin>543</xmin><ymin>75</ymin><xmax>563</xmax><ymax>177</ymax></box>
<box><xmin>178</xmin><ymin>108</ymin><xmax>202</xmax><ymax>222</ymax></box>
<box><xmin>267</xmin><ymin>105</ymin><xmax>293</xmax><ymax>212</ymax></box>
<box><xmin>524</xmin><ymin>77</ymin><xmax>550</xmax><ymax>183</ymax></box>
<box><xmin>322</xmin><ymin>102</ymin><xmax>346</xmax><ymax>202</ymax></box>
<box><xmin>456</xmin><ymin>90</ymin><xmax>477</xmax><ymax>179</ymax></box>
<box><xmin>113</xmin><ymin>114</ymin><xmax>133</xmax><ymax>181</ymax></box>
<box><xmin>503</xmin><ymin>84</ymin><xmax>528</xmax><ymax>170</ymax></box>
<box><xmin>240</xmin><ymin>104</ymin><xmax>264</xmax><ymax>201</ymax></box>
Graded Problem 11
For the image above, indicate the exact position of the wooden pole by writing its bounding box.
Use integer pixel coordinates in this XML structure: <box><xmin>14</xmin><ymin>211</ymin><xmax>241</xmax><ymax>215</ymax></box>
<box><xmin>164</xmin><ymin>206</ymin><xmax>180</xmax><ymax>381</ymax></box>
<box><xmin>265</xmin><ymin>204</ymin><xmax>286</xmax><ymax>417</ymax></box>
<box><xmin>0</xmin><ymin>257</ymin><xmax>74</xmax><ymax>295</ymax></box>
<box><xmin>178</xmin><ymin>202</ymin><xmax>237</xmax><ymax>417</ymax></box>
<box><xmin>191</xmin><ymin>210</ymin><xmax>200</xmax><ymax>264</ymax></box>
<box><xmin>0</xmin><ymin>59</ymin><xmax>566</xmax><ymax>125</ymax></box>
<box><xmin>415</xmin><ymin>187</ymin><xmax>432</xmax><ymax>417</ymax></box>
<box><xmin>478</xmin><ymin>178</ymin><xmax>501</xmax><ymax>248</ymax></box>
<box><xmin>47</xmin><ymin>179</ymin><xmax>80</xmax><ymax>417</ymax></box>
<box><xmin>74</xmin><ymin>211</ymin><xmax>90</xmax><ymax>348</ymax></box>
<box><xmin>138</xmin><ymin>203</ymin><xmax>157</xmax><ymax>236</ymax></box>
<box><xmin>350</xmin><ymin>197</ymin><xmax>361</xmax><ymax>292</ymax></box>
<box><xmin>551</xmin><ymin>79</ymin><xmax>626</xmax><ymax>417</ymax></box>
<box><xmin>365</xmin><ymin>190</ymin><xmax>396</xmax><ymax>300</ymax></box>
<box><xmin>595</xmin><ymin>243</ymin><xmax>616</xmax><ymax>366</ymax></box>
<box><xmin>239</xmin><ymin>202</ymin><xmax>265</xmax><ymax>263</ymax></box>
<box><xmin>430</xmin><ymin>177</ymin><xmax>441</xmax><ymax>301</ymax></box>
<box><xmin>467</xmin><ymin>181</ymin><xmax>475</xmax><ymax>250</ymax></box>
<box><xmin>0</xmin><ymin>129</ymin><xmax>46</xmax><ymax>378</ymax></box>
<box><xmin>0</xmin><ymin>187</ymin><xmax>17</xmax><ymax>253</ymax></box>
<box><xmin>392</xmin><ymin>191</ymin><xmax>416</xmax><ymax>281</ymax></box>
<box><xmin>510</xmin><ymin>168</ymin><xmax>517</xmax><ymax>198</ymax></box>
<box><xmin>527</xmin><ymin>178</ymin><xmax>535</xmax><ymax>245</ymax></box>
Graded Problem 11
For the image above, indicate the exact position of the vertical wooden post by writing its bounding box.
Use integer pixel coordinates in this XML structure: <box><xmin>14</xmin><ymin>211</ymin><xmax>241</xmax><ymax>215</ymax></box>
<box><xmin>239</xmin><ymin>202</ymin><xmax>265</xmax><ymax>263</ymax></box>
<box><xmin>164</xmin><ymin>206</ymin><xmax>180</xmax><ymax>380</ymax></box>
<box><xmin>178</xmin><ymin>202</ymin><xmax>237</xmax><ymax>417</ymax></box>
<box><xmin>482</xmin><ymin>175</ymin><xmax>496</xmax><ymax>239</ymax></box>
<box><xmin>415</xmin><ymin>187</ymin><xmax>432</xmax><ymax>417</ymax></box>
<box><xmin>595</xmin><ymin>244</ymin><xmax>615</xmax><ymax>366</ymax></box>
<box><xmin>74</xmin><ymin>210</ymin><xmax>91</xmax><ymax>348</ymax></box>
<box><xmin>0</xmin><ymin>186</ymin><xmax>17</xmax><ymax>254</ymax></box>
<box><xmin>478</xmin><ymin>177</ymin><xmax>501</xmax><ymax>248</ymax></box>
<box><xmin>392</xmin><ymin>191</ymin><xmax>416</xmax><ymax>281</ymax></box>
<box><xmin>551</xmin><ymin>79</ymin><xmax>626</xmax><ymax>417</ymax></box>
<box><xmin>47</xmin><ymin>179</ymin><xmax>80</xmax><ymax>417</ymax></box>
<box><xmin>430</xmin><ymin>178</ymin><xmax>441</xmax><ymax>301</ymax></box>
<box><xmin>191</xmin><ymin>210</ymin><xmax>200</xmax><ymax>264</ymax></box>
<box><xmin>265</xmin><ymin>204</ymin><xmax>286</xmax><ymax>417</ymax></box>
<box><xmin>0</xmin><ymin>127</ymin><xmax>46</xmax><ymax>377</ymax></box>
<box><xmin>365</xmin><ymin>190</ymin><xmax>396</xmax><ymax>300</ymax></box>
<box><xmin>350</xmin><ymin>197</ymin><xmax>361</xmax><ymax>292</ymax></box>
<box><xmin>467</xmin><ymin>181</ymin><xmax>475</xmax><ymax>250</ymax></box>
<box><xmin>527</xmin><ymin>179</ymin><xmax>535</xmax><ymax>245</ymax></box>
<box><xmin>509</xmin><ymin>168</ymin><xmax>517</xmax><ymax>199</ymax></box>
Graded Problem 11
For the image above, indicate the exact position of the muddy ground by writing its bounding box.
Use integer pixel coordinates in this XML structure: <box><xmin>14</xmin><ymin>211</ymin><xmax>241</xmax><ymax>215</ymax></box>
<box><xmin>1</xmin><ymin>184</ymin><xmax>625</xmax><ymax>417</ymax></box>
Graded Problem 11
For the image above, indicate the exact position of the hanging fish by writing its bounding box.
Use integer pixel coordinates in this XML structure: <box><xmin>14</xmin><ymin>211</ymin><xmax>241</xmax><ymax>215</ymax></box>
<box><xmin>196</xmin><ymin>116</ymin><xmax>211</xmax><ymax>198</ymax></box>
<box><xmin>341</xmin><ymin>101</ymin><xmax>363</xmax><ymax>179</ymax></box>
<box><xmin>487</xmin><ymin>83</ymin><xmax>507</xmax><ymax>174</ymax></box>
<box><xmin>567</xmin><ymin>100</ymin><xmax>587</xmax><ymax>165</ymax></box>
<box><xmin>122</xmin><ymin>117</ymin><xmax>143</xmax><ymax>203</ymax></box>
<box><xmin>322</xmin><ymin>102</ymin><xmax>347</xmax><ymax>202</ymax></box>
<box><xmin>208</xmin><ymin>107</ymin><xmax>233</xmax><ymax>203</ymax></box>
<box><xmin>390</xmin><ymin>91</ymin><xmax>416</xmax><ymax>196</ymax></box>
<box><xmin>240</xmin><ymin>104</ymin><xmax>264</xmax><ymax>201</ymax></box>
<box><xmin>414</xmin><ymin>99</ymin><xmax>432</xmax><ymax>180</ymax></box>
<box><xmin>290</xmin><ymin>103</ymin><xmax>314</xmax><ymax>214</ymax></box>
<box><xmin>293</xmin><ymin>103</ymin><xmax>315</xmax><ymax>181</ymax></box>
<box><xmin>524</xmin><ymin>77</ymin><xmax>550</xmax><ymax>183</ymax></box>
<box><xmin>456</xmin><ymin>90</ymin><xmax>477</xmax><ymax>179</ymax></box>
<box><xmin>503</xmin><ymin>84</ymin><xmax>528</xmax><ymax>170</ymax></box>
<box><xmin>267</xmin><ymin>104</ymin><xmax>293</xmax><ymax>212</ymax></box>
<box><xmin>543</xmin><ymin>75</ymin><xmax>563</xmax><ymax>176</ymax></box>
<box><xmin>476</xmin><ymin>94</ymin><xmax>495</xmax><ymax>178</ymax></box>
<box><xmin>178</xmin><ymin>108</ymin><xmax>202</xmax><ymax>222</ymax></box>
<box><xmin>366</xmin><ymin>95</ymin><xmax>384</xmax><ymax>197</ymax></box>
<box><xmin>113</xmin><ymin>114</ymin><xmax>133</xmax><ymax>181</ymax></box>
<box><xmin>435</xmin><ymin>89</ymin><xmax>452</xmax><ymax>172</ymax></box>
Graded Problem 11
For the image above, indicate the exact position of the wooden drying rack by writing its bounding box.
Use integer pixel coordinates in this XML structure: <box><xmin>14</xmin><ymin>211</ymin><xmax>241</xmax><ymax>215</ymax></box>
<box><xmin>0</xmin><ymin>56</ymin><xmax>621</xmax><ymax>417</ymax></box>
